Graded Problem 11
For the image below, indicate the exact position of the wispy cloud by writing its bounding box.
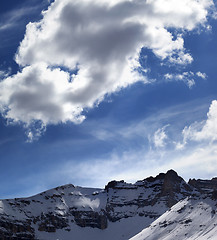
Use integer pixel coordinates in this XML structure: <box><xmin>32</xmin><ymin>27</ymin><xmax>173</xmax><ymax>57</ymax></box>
<box><xmin>48</xmin><ymin>136</ymin><xmax>217</xmax><ymax>189</ymax></box>
<box><xmin>153</xmin><ymin>125</ymin><xmax>169</xmax><ymax>148</ymax></box>
<box><xmin>0</xmin><ymin>5</ymin><xmax>41</xmax><ymax>31</ymax></box>
<box><xmin>82</xmin><ymin>100</ymin><xmax>217</xmax><ymax>183</ymax></box>
<box><xmin>0</xmin><ymin>70</ymin><xmax>10</xmax><ymax>79</ymax></box>
<box><xmin>164</xmin><ymin>71</ymin><xmax>207</xmax><ymax>88</ymax></box>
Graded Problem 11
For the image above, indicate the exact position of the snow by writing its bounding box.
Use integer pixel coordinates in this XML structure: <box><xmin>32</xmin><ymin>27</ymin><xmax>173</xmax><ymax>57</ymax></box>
<box><xmin>130</xmin><ymin>197</ymin><xmax>217</xmax><ymax>240</ymax></box>
<box><xmin>71</xmin><ymin>196</ymin><xmax>100</xmax><ymax>210</ymax></box>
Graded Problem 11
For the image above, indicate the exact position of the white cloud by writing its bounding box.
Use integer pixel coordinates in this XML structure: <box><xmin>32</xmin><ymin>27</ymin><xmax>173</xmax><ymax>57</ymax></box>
<box><xmin>0</xmin><ymin>68</ymin><xmax>11</xmax><ymax>79</ymax></box>
<box><xmin>164</xmin><ymin>71</ymin><xmax>207</xmax><ymax>88</ymax></box>
<box><xmin>0</xmin><ymin>63</ymin><xmax>85</xmax><ymax>125</ymax></box>
<box><xmin>165</xmin><ymin>143</ymin><xmax>217</xmax><ymax>180</ymax></box>
<box><xmin>182</xmin><ymin>100</ymin><xmax>217</xmax><ymax>143</ymax></box>
<box><xmin>0</xmin><ymin>71</ymin><xmax>8</xmax><ymax>79</ymax></box>
<box><xmin>25</xmin><ymin>121</ymin><xmax>47</xmax><ymax>142</ymax></box>
<box><xmin>0</xmin><ymin>0</ymin><xmax>214</xmax><ymax>139</ymax></box>
<box><xmin>196</xmin><ymin>71</ymin><xmax>207</xmax><ymax>79</ymax></box>
<box><xmin>153</xmin><ymin>125</ymin><xmax>169</xmax><ymax>148</ymax></box>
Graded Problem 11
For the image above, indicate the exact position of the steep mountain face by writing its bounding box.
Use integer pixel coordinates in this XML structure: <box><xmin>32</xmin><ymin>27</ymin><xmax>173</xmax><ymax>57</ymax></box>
<box><xmin>0</xmin><ymin>170</ymin><xmax>216</xmax><ymax>240</ymax></box>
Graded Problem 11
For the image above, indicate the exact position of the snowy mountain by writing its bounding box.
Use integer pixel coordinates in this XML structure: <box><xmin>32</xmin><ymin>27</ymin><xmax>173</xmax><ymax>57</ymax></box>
<box><xmin>0</xmin><ymin>170</ymin><xmax>216</xmax><ymax>240</ymax></box>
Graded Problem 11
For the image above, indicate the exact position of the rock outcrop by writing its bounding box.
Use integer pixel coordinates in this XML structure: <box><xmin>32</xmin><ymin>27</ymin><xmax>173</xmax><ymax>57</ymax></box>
<box><xmin>188</xmin><ymin>177</ymin><xmax>217</xmax><ymax>192</ymax></box>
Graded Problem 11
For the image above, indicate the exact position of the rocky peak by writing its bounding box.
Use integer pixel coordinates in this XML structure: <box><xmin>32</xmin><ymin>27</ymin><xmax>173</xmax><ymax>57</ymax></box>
<box><xmin>162</xmin><ymin>170</ymin><xmax>184</xmax><ymax>192</ymax></box>
<box><xmin>105</xmin><ymin>180</ymin><xmax>125</xmax><ymax>191</ymax></box>
<box><xmin>164</xmin><ymin>169</ymin><xmax>180</xmax><ymax>180</ymax></box>
<box><xmin>141</xmin><ymin>170</ymin><xmax>192</xmax><ymax>207</ymax></box>
<box><xmin>143</xmin><ymin>170</ymin><xmax>181</xmax><ymax>183</ymax></box>
<box><xmin>142</xmin><ymin>170</ymin><xmax>191</xmax><ymax>196</ymax></box>
<box><xmin>159</xmin><ymin>170</ymin><xmax>189</xmax><ymax>207</ymax></box>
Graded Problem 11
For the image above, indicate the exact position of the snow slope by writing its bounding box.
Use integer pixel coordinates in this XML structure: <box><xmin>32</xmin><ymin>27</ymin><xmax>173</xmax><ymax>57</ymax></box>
<box><xmin>36</xmin><ymin>215</ymin><xmax>153</xmax><ymax>240</ymax></box>
<box><xmin>130</xmin><ymin>197</ymin><xmax>217</xmax><ymax>240</ymax></box>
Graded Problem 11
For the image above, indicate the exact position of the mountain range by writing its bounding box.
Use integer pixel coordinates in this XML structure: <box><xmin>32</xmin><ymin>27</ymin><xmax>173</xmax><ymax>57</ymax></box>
<box><xmin>0</xmin><ymin>170</ymin><xmax>216</xmax><ymax>240</ymax></box>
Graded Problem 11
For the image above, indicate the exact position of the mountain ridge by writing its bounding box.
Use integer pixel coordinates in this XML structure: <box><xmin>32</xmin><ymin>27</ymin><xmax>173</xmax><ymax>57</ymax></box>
<box><xmin>0</xmin><ymin>169</ymin><xmax>216</xmax><ymax>240</ymax></box>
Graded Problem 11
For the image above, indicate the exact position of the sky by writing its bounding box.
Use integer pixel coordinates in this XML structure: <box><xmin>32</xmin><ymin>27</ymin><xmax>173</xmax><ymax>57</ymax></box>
<box><xmin>0</xmin><ymin>0</ymin><xmax>217</xmax><ymax>199</ymax></box>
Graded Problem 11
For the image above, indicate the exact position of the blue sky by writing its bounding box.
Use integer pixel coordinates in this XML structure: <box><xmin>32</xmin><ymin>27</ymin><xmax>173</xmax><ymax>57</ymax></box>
<box><xmin>0</xmin><ymin>0</ymin><xmax>217</xmax><ymax>198</ymax></box>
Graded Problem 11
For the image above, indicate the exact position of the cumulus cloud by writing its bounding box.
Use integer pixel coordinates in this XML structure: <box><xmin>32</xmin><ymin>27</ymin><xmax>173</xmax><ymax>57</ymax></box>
<box><xmin>175</xmin><ymin>100</ymin><xmax>217</xmax><ymax>149</ymax></box>
<box><xmin>0</xmin><ymin>0</ymin><xmax>214</xmax><ymax>139</ymax></box>
<box><xmin>0</xmin><ymin>63</ymin><xmax>85</xmax><ymax>125</ymax></box>
<box><xmin>182</xmin><ymin>100</ymin><xmax>217</xmax><ymax>143</ymax></box>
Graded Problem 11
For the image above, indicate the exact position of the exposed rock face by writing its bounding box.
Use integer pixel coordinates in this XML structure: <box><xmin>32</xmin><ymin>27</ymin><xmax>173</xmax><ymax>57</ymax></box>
<box><xmin>37</xmin><ymin>212</ymin><xmax>69</xmax><ymax>232</ymax></box>
<box><xmin>0</xmin><ymin>170</ymin><xmax>214</xmax><ymax>239</ymax></box>
<box><xmin>188</xmin><ymin>177</ymin><xmax>217</xmax><ymax>200</ymax></box>
<box><xmin>105</xmin><ymin>170</ymin><xmax>194</xmax><ymax>223</ymax></box>
<box><xmin>188</xmin><ymin>177</ymin><xmax>217</xmax><ymax>192</ymax></box>
<box><xmin>0</xmin><ymin>218</ymin><xmax>35</xmax><ymax>240</ymax></box>
<box><xmin>70</xmin><ymin>210</ymin><xmax>107</xmax><ymax>229</ymax></box>
<box><xmin>159</xmin><ymin>170</ymin><xmax>192</xmax><ymax>207</ymax></box>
